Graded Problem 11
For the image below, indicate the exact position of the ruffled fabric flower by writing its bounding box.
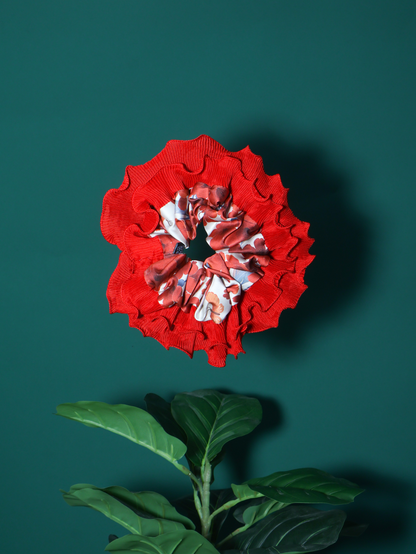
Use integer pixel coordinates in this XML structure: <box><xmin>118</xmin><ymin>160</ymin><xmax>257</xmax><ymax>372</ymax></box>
<box><xmin>101</xmin><ymin>135</ymin><xmax>314</xmax><ymax>367</ymax></box>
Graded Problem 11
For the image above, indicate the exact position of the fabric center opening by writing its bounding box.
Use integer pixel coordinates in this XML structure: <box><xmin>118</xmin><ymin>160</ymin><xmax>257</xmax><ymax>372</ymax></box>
<box><xmin>185</xmin><ymin>223</ymin><xmax>215</xmax><ymax>262</ymax></box>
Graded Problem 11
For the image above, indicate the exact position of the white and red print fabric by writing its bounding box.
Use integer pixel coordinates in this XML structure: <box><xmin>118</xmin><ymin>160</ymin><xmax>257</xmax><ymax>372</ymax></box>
<box><xmin>145</xmin><ymin>183</ymin><xmax>269</xmax><ymax>324</ymax></box>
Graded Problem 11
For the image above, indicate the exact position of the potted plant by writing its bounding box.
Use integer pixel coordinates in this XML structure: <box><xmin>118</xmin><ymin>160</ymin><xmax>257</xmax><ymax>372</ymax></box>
<box><xmin>57</xmin><ymin>389</ymin><xmax>365</xmax><ymax>553</ymax></box>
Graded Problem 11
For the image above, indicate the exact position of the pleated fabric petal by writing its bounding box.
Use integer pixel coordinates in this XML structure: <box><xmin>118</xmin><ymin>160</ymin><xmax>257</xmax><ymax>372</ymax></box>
<box><xmin>101</xmin><ymin>135</ymin><xmax>314</xmax><ymax>367</ymax></box>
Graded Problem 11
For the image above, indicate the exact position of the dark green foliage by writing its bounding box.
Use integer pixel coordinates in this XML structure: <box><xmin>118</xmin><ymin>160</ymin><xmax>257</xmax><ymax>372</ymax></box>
<box><xmin>56</xmin><ymin>401</ymin><xmax>187</xmax><ymax>463</ymax></box>
<box><xmin>105</xmin><ymin>530</ymin><xmax>220</xmax><ymax>553</ymax></box>
<box><xmin>221</xmin><ymin>505</ymin><xmax>347</xmax><ymax>553</ymax></box>
<box><xmin>171</xmin><ymin>390</ymin><xmax>262</xmax><ymax>468</ymax></box>
<box><xmin>62</xmin><ymin>485</ymin><xmax>195</xmax><ymax>532</ymax></box>
<box><xmin>57</xmin><ymin>390</ymin><xmax>365</xmax><ymax>553</ymax></box>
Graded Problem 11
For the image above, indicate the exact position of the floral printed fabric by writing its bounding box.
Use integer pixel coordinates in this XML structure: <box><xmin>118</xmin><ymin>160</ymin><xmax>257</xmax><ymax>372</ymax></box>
<box><xmin>145</xmin><ymin>183</ymin><xmax>269</xmax><ymax>324</ymax></box>
<box><xmin>101</xmin><ymin>135</ymin><xmax>314</xmax><ymax>367</ymax></box>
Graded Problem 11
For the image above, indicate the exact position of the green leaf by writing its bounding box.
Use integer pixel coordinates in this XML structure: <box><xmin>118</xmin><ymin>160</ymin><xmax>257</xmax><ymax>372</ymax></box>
<box><xmin>249</xmin><ymin>486</ymin><xmax>352</xmax><ymax>506</ymax></box>
<box><xmin>62</xmin><ymin>484</ymin><xmax>194</xmax><ymax>529</ymax></box>
<box><xmin>144</xmin><ymin>394</ymin><xmax>187</xmax><ymax>444</ymax></box>
<box><xmin>232</xmin><ymin>468</ymin><xmax>363</xmax><ymax>506</ymax></box>
<box><xmin>221</xmin><ymin>505</ymin><xmax>347</xmax><ymax>553</ymax></box>
<box><xmin>234</xmin><ymin>498</ymin><xmax>286</xmax><ymax>526</ymax></box>
<box><xmin>105</xmin><ymin>530</ymin><xmax>220</xmax><ymax>553</ymax></box>
<box><xmin>171</xmin><ymin>390</ymin><xmax>262</xmax><ymax>468</ymax></box>
<box><xmin>56</xmin><ymin>401</ymin><xmax>187</xmax><ymax>463</ymax></box>
<box><xmin>231</xmin><ymin>483</ymin><xmax>262</xmax><ymax>502</ymax></box>
<box><xmin>145</xmin><ymin>393</ymin><xmax>214</xmax><ymax>481</ymax></box>
<box><xmin>61</xmin><ymin>486</ymin><xmax>186</xmax><ymax>536</ymax></box>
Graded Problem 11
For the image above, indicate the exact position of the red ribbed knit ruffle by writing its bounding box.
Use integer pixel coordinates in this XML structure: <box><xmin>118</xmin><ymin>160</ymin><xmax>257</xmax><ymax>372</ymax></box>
<box><xmin>101</xmin><ymin>135</ymin><xmax>314</xmax><ymax>367</ymax></box>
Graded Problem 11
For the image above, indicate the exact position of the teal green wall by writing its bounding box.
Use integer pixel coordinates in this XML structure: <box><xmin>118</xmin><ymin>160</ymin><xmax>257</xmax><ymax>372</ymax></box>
<box><xmin>1</xmin><ymin>1</ymin><xmax>415</xmax><ymax>552</ymax></box>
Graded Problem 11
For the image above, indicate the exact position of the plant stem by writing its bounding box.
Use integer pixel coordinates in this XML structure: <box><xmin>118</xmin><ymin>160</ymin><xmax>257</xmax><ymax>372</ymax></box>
<box><xmin>175</xmin><ymin>459</ymin><xmax>216</xmax><ymax>538</ymax></box>
<box><xmin>193</xmin><ymin>486</ymin><xmax>204</xmax><ymax>522</ymax></box>
<box><xmin>200</xmin><ymin>459</ymin><xmax>212</xmax><ymax>540</ymax></box>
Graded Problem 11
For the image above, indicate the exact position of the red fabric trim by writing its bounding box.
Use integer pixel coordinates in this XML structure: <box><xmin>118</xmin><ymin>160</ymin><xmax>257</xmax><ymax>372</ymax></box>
<box><xmin>101</xmin><ymin>135</ymin><xmax>314</xmax><ymax>367</ymax></box>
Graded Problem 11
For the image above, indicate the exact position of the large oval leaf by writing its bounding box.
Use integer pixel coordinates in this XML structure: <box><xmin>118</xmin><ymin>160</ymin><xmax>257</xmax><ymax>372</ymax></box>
<box><xmin>61</xmin><ymin>486</ymin><xmax>185</xmax><ymax>536</ymax></box>
<box><xmin>171</xmin><ymin>390</ymin><xmax>262</xmax><ymax>468</ymax></box>
<box><xmin>62</xmin><ymin>484</ymin><xmax>194</xmax><ymax>529</ymax></box>
<box><xmin>105</xmin><ymin>530</ymin><xmax>220</xmax><ymax>554</ymax></box>
<box><xmin>232</xmin><ymin>468</ymin><xmax>363</xmax><ymax>506</ymax></box>
<box><xmin>234</xmin><ymin>498</ymin><xmax>286</xmax><ymax>527</ymax></box>
<box><xmin>56</xmin><ymin>401</ymin><xmax>187</xmax><ymax>463</ymax></box>
<box><xmin>221</xmin><ymin>505</ymin><xmax>347</xmax><ymax>553</ymax></box>
<box><xmin>145</xmin><ymin>393</ymin><xmax>225</xmax><ymax>479</ymax></box>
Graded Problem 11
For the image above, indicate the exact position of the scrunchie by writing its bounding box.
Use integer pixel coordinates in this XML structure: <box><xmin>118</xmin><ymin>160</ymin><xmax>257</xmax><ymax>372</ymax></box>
<box><xmin>101</xmin><ymin>135</ymin><xmax>314</xmax><ymax>367</ymax></box>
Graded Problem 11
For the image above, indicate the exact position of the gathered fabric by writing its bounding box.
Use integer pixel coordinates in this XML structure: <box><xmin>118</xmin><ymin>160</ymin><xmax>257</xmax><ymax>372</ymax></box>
<box><xmin>145</xmin><ymin>183</ymin><xmax>269</xmax><ymax>324</ymax></box>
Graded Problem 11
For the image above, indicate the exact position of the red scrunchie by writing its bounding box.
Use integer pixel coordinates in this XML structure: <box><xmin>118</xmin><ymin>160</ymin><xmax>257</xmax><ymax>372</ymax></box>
<box><xmin>101</xmin><ymin>135</ymin><xmax>314</xmax><ymax>367</ymax></box>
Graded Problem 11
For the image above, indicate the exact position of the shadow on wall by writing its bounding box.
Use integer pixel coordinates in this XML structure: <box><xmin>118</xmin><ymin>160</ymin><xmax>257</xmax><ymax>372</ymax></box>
<box><xmin>326</xmin><ymin>467</ymin><xmax>414</xmax><ymax>552</ymax></box>
<box><xmin>226</xmin><ymin>128</ymin><xmax>372</xmax><ymax>352</ymax></box>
